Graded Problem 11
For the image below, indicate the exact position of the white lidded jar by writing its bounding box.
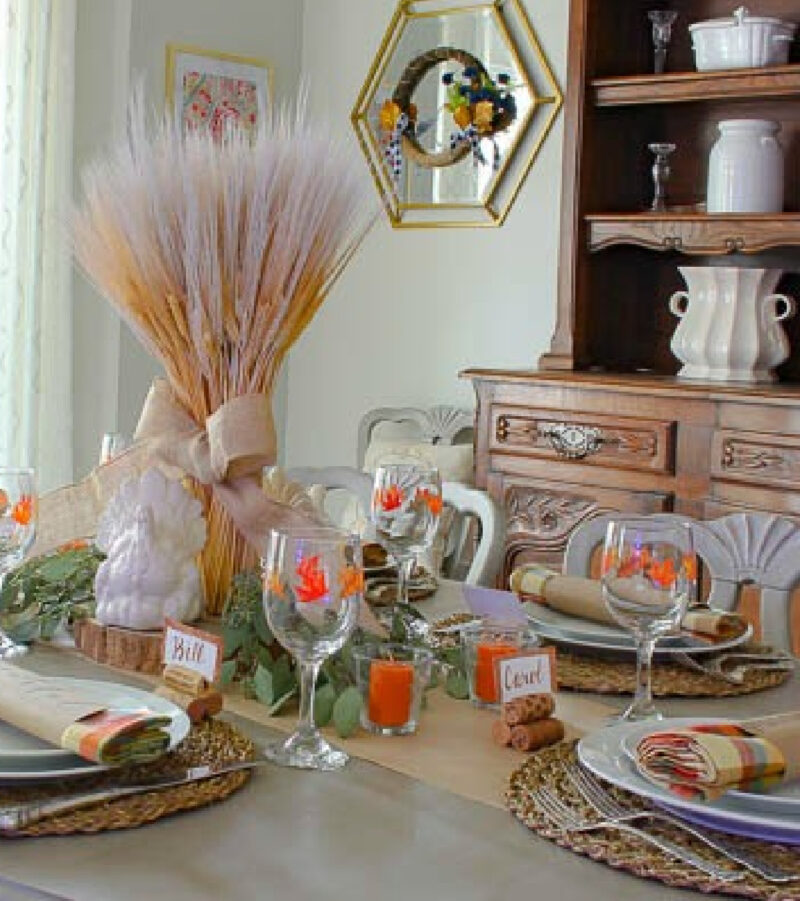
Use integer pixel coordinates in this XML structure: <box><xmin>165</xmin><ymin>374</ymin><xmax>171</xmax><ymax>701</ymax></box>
<box><xmin>707</xmin><ymin>119</ymin><xmax>784</xmax><ymax>213</ymax></box>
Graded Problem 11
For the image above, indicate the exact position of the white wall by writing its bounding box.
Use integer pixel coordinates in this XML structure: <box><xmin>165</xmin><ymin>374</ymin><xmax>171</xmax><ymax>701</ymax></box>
<box><xmin>72</xmin><ymin>0</ymin><xmax>304</xmax><ymax>478</ymax></box>
<box><xmin>285</xmin><ymin>0</ymin><xmax>567</xmax><ymax>467</ymax></box>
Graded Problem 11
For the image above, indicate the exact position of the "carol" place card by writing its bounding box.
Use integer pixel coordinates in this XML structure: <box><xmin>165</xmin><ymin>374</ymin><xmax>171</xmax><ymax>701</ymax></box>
<box><xmin>497</xmin><ymin>647</ymin><xmax>557</xmax><ymax>705</ymax></box>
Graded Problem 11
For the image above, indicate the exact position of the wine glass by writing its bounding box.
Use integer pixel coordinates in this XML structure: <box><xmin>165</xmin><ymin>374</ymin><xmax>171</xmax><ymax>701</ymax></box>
<box><xmin>261</xmin><ymin>527</ymin><xmax>362</xmax><ymax>771</ymax></box>
<box><xmin>600</xmin><ymin>518</ymin><xmax>696</xmax><ymax>722</ymax></box>
<box><xmin>0</xmin><ymin>468</ymin><xmax>37</xmax><ymax>658</ymax></box>
<box><xmin>370</xmin><ymin>463</ymin><xmax>442</xmax><ymax>608</ymax></box>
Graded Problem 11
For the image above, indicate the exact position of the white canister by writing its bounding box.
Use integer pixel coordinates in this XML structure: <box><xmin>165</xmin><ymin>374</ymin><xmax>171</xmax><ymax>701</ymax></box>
<box><xmin>707</xmin><ymin>119</ymin><xmax>784</xmax><ymax>213</ymax></box>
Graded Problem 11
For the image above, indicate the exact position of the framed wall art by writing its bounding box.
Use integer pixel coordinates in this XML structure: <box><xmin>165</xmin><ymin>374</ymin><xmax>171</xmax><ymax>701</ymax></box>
<box><xmin>165</xmin><ymin>44</ymin><xmax>273</xmax><ymax>140</ymax></box>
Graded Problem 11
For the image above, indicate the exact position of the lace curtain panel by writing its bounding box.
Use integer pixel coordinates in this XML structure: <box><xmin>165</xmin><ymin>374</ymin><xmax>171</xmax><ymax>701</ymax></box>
<box><xmin>0</xmin><ymin>0</ymin><xmax>75</xmax><ymax>490</ymax></box>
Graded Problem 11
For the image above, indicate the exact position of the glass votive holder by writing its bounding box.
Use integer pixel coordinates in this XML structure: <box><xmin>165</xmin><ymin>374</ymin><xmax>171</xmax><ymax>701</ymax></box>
<box><xmin>461</xmin><ymin>623</ymin><xmax>539</xmax><ymax>709</ymax></box>
<box><xmin>353</xmin><ymin>643</ymin><xmax>433</xmax><ymax>736</ymax></box>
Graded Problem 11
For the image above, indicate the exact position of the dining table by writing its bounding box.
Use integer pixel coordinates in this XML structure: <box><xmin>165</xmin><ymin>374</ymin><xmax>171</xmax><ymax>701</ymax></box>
<box><xmin>1</xmin><ymin>581</ymin><xmax>797</xmax><ymax>901</ymax></box>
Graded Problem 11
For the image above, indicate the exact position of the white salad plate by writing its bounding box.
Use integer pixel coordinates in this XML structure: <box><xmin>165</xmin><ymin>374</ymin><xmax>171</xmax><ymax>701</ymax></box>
<box><xmin>0</xmin><ymin>678</ymin><xmax>190</xmax><ymax>782</ymax></box>
<box><xmin>526</xmin><ymin>604</ymin><xmax>752</xmax><ymax>658</ymax></box>
<box><xmin>578</xmin><ymin>717</ymin><xmax>800</xmax><ymax>844</ymax></box>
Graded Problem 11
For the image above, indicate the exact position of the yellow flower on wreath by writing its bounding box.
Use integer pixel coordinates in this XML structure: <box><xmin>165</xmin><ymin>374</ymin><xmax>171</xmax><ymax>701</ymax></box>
<box><xmin>473</xmin><ymin>100</ymin><xmax>495</xmax><ymax>134</ymax></box>
<box><xmin>453</xmin><ymin>105</ymin><xmax>472</xmax><ymax>129</ymax></box>
<box><xmin>379</xmin><ymin>100</ymin><xmax>402</xmax><ymax>132</ymax></box>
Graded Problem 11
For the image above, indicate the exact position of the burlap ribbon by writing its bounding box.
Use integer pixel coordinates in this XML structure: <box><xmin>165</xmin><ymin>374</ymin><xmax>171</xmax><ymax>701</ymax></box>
<box><xmin>38</xmin><ymin>379</ymin><xmax>312</xmax><ymax>556</ymax></box>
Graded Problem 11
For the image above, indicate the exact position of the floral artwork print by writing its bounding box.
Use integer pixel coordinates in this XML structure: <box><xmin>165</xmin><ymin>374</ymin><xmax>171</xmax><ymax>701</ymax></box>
<box><xmin>181</xmin><ymin>71</ymin><xmax>259</xmax><ymax>140</ymax></box>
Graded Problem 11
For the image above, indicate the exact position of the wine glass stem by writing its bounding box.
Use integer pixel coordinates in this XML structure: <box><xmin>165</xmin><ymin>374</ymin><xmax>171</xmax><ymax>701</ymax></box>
<box><xmin>396</xmin><ymin>556</ymin><xmax>414</xmax><ymax>607</ymax></box>
<box><xmin>633</xmin><ymin>633</ymin><xmax>657</xmax><ymax>716</ymax></box>
<box><xmin>297</xmin><ymin>660</ymin><xmax>321</xmax><ymax>737</ymax></box>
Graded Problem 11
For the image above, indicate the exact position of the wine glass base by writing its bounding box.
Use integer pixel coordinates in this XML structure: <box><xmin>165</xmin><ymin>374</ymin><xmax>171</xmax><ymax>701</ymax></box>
<box><xmin>264</xmin><ymin>730</ymin><xmax>348</xmax><ymax>772</ymax></box>
<box><xmin>615</xmin><ymin>704</ymin><xmax>663</xmax><ymax>724</ymax></box>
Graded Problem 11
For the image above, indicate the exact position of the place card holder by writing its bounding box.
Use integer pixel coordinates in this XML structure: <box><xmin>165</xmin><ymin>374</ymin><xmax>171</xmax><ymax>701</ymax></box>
<box><xmin>491</xmin><ymin>648</ymin><xmax>565</xmax><ymax>752</ymax></box>
<box><xmin>155</xmin><ymin>620</ymin><xmax>224</xmax><ymax>724</ymax></box>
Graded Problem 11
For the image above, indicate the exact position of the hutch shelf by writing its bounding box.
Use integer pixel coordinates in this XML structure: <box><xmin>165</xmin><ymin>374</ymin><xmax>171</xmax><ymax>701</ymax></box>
<box><xmin>465</xmin><ymin>0</ymin><xmax>800</xmax><ymax>609</ymax></box>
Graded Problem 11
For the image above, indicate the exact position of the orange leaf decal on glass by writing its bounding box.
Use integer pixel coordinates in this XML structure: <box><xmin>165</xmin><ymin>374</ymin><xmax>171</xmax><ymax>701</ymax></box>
<box><xmin>295</xmin><ymin>555</ymin><xmax>329</xmax><ymax>603</ymax></box>
<box><xmin>376</xmin><ymin>485</ymin><xmax>404</xmax><ymax>512</ymax></box>
<box><xmin>683</xmin><ymin>554</ymin><xmax>698</xmax><ymax>582</ymax></box>
<box><xmin>11</xmin><ymin>496</ymin><xmax>33</xmax><ymax>526</ymax></box>
<box><xmin>416</xmin><ymin>488</ymin><xmax>443</xmax><ymax>516</ymax></box>
<box><xmin>339</xmin><ymin>565</ymin><xmax>365</xmax><ymax>599</ymax></box>
<box><xmin>265</xmin><ymin>571</ymin><xmax>287</xmax><ymax>600</ymax></box>
<box><xmin>647</xmin><ymin>558</ymin><xmax>677</xmax><ymax>589</ymax></box>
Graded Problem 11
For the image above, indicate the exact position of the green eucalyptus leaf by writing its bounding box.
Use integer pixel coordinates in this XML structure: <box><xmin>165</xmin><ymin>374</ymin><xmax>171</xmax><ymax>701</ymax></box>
<box><xmin>332</xmin><ymin>686</ymin><xmax>362</xmax><ymax>738</ymax></box>
<box><xmin>313</xmin><ymin>683</ymin><xmax>336</xmax><ymax>727</ymax></box>
<box><xmin>37</xmin><ymin>553</ymin><xmax>82</xmax><ymax>583</ymax></box>
<box><xmin>253</xmin><ymin>664</ymin><xmax>274</xmax><ymax>706</ymax></box>
<box><xmin>253</xmin><ymin>606</ymin><xmax>273</xmax><ymax>645</ymax></box>
<box><xmin>271</xmin><ymin>655</ymin><xmax>295</xmax><ymax>698</ymax></box>
<box><xmin>255</xmin><ymin>644</ymin><xmax>274</xmax><ymax>670</ymax></box>
<box><xmin>265</xmin><ymin>688</ymin><xmax>296</xmax><ymax>715</ymax></box>
<box><xmin>242</xmin><ymin>677</ymin><xmax>256</xmax><ymax>700</ymax></box>
<box><xmin>220</xmin><ymin>659</ymin><xmax>237</xmax><ymax>687</ymax></box>
<box><xmin>445</xmin><ymin>670</ymin><xmax>469</xmax><ymax>700</ymax></box>
<box><xmin>222</xmin><ymin>625</ymin><xmax>248</xmax><ymax>657</ymax></box>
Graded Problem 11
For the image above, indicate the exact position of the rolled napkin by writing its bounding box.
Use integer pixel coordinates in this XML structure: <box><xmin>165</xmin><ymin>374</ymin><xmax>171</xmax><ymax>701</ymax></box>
<box><xmin>635</xmin><ymin>712</ymin><xmax>800</xmax><ymax>800</ymax></box>
<box><xmin>0</xmin><ymin>664</ymin><xmax>172</xmax><ymax>765</ymax></box>
<box><xmin>510</xmin><ymin>565</ymin><xmax>747</xmax><ymax>641</ymax></box>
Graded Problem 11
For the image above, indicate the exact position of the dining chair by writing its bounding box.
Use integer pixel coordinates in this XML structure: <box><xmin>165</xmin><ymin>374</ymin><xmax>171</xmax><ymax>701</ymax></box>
<box><xmin>286</xmin><ymin>466</ymin><xmax>504</xmax><ymax>587</ymax></box>
<box><xmin>357</xmin><ymin>405</ymin><xmax>474</xmax><ymax>482</ymax></box>
<box><xmin>563</xmin><ymin>511</ymin><xmax>800</xmax><ymax>652</ymax></box>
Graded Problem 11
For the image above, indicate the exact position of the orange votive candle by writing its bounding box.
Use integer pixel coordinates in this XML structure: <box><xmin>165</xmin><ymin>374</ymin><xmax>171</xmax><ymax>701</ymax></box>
<box><xmin>474</xmin><ymin>643</ymin><xmax>518</xmax><ymax>704</ymax></box>
<box><xmin>368</xmin><ymin>660</ymin><xmax>414</xmax><ymax>728</ymax></box>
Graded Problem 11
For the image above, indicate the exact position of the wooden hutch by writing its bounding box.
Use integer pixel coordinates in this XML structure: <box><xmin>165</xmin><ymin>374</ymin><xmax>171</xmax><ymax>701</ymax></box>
<box><xmin>465</xmin><ymin>0</ymin><xmax>800</xmax><ymax>583</ymax></box>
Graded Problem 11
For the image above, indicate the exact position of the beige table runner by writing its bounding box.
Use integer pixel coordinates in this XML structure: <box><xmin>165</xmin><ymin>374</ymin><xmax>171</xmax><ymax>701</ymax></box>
<box><xmin>223</xmin><ymin>687</ymin><xmax>614</xmax><ymax>809</ymax></box>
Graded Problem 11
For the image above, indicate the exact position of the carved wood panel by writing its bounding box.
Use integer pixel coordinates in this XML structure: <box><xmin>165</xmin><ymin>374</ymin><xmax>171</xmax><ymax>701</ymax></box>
<box><xmin>712</xmin><ymin>430</ymin><xmax>800</xmax><ymax>491</ymax></box>
<box><xmin>491</xmin><ymin>407</ymin><xmax>674</xmax><ymax>473</ymax></box>
<box><xmin>498</xmin><ymin>478</ymin><xmax>673</xmax><ymax>583</ymax></box>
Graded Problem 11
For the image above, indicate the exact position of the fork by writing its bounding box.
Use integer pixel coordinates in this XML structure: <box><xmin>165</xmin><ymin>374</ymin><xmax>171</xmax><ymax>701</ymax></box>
<box><xmin>674</xmin><ymin>651</ymin><xmax>794</xmax><ymax>684</ymax></box>
<box><xmin>566</xmin><ymin>763</ymin><xmax>800</xmax><ymax>883</ymax></box>
<box><xmin>526</xmin><ymin>784</ymin><xmax>743</xmax><ymax>882</ymax></box>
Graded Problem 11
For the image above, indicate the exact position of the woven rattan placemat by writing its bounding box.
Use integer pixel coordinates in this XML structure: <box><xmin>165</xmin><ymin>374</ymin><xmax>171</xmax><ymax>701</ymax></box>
<box><xmin>555</xmin><ymin>647</ymin><xmax>790</xmax><ymax>697</ymax></box>
<box><xmin>0</xmin><ymin>719</ymin><xmax>255</xmax><ymax>837</ymax></box>
<box><xmin>507</xmin><ymin>742</ymin><xmax>800</xmax><ymax>900</ymax></box>
<box><xmin>430</xmin><ymin>616</ymin><xmax>790</xmax><ymax>698</ymax></box>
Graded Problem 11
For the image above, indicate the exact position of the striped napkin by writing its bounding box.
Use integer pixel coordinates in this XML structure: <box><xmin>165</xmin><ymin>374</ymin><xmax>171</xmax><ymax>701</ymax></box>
<box><xmin>635</xmin><ymin>713</ymin><xmax>800</xmax><ymax>800</ymax></box>
<box><xmin>0</xmin><ymin>664</ymin><xmax>172</xmax><ymax>766</ymax></box>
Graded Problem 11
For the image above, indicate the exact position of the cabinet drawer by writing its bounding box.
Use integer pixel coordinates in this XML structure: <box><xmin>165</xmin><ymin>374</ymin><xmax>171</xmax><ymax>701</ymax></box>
<box><xmin>712</xmin><ymin>430</ymin><xmax>800</xmax><ymax>491</ymax></box>
<box><xmin>490</xmin><ymin>407</ymin><xmax>675</xmax><ymax>474</ymax></box>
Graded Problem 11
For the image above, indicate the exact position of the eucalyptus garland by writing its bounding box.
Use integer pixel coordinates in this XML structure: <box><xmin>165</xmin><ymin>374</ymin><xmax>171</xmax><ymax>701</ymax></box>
<box><xmin>220</xmin><ymin>571</ymin><xmax>469</xmax><ymax>739</ymax></box>
<box><xmin>0</xmin><ymin>544</ymin><xmax>105</xmax><ymax>642</ymax></box>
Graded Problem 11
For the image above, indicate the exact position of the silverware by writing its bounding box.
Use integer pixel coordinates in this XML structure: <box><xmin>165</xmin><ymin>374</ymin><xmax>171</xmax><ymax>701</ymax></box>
<box><xmin>0</xmin><ymin>758</ymin><xmax>267</xmax><ymax>833</ymax></box>
<box><xmin>566</xmin><ymin>762</ymin><xmax>800</xmax><ymax>884</ymax></box>
<box><xmin>526</xmin><ymin>784</ymin><xmax>743</xmax><ymax>883</ymax></box>
<box><xmin>674</xmin><ymin>651</ymin><xmax>795</xmax><ymax>684</ymax></box>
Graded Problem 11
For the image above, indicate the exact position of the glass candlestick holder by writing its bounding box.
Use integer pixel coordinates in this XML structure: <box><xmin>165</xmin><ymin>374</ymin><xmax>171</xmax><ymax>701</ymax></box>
<box><xmin>648</xmin><ymin>142</ymin><xmax>676</xmax><ymax>212</ymax></box>
<box><xmin>648</xmin><ymin>10</ymin><xmax>678</xmax><ymax>75</ymax></box>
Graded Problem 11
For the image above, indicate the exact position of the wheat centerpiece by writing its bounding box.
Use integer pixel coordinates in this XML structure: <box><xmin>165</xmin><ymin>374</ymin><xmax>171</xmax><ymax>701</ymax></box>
<box><xmin>72</xmin><ymin>95</ymin><xmax>374</xmax><ymax>613</ymax></box>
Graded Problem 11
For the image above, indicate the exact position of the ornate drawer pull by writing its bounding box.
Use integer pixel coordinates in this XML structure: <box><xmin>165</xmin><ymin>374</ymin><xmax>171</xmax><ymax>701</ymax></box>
<box><xmin>724</xmin><ymin>236</ymin><xmax>745</xmax><ymax>252</ymax></box>
<box><xmin>539</xmin><ymin>422</ymin><xmax>606</xmax><ymax>460</ymax></box>
<box><xmin>662</xmin><ymin>235</ymin><xmax>683</xmax><ymax>250</ymax></box>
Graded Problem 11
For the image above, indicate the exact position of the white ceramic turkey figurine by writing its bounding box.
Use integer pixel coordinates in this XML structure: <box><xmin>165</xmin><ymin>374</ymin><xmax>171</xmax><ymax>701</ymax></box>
<box><xmin>94</xmin><ymin>469</ymin><xmax>207</xmax><ymax>630</ymax></box>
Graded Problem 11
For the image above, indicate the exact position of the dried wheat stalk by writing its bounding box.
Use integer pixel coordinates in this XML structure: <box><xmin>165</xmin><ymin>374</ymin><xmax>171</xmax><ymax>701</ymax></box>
<box><xmin>73</xmin><ymin>91</ymin><xmax>375</xmax><ymax>611</ymax></box>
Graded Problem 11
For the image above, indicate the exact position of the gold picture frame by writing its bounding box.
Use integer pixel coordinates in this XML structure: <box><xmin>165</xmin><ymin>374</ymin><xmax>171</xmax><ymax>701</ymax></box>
<box><xmin>351</xmin><ymin>0</ymin><xmax>563</xmax><ymax>228</ymax></box>
<box><xmin>165</xmin><ymin>44</ymin><xmax>273</xmax><ymax>138</ymax></box>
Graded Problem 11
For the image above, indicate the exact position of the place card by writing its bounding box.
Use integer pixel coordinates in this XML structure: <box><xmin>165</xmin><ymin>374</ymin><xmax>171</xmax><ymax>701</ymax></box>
<box><xmin>163</xmin><ymin>619</ymin><xmax>223</xmax><ymax>684</ymax></box>
<box><xmin>497</xmin><ymin>647</ymin><xmax>557</xmax><ymax>705</ymax></box>
<box><xmin>461</xmin><ymin>584</ymin><xmax>528</xmax><ymax>626</ymax></box>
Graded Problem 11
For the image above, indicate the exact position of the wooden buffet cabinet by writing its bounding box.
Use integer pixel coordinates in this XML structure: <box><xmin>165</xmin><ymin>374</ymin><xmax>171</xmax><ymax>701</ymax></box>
<box><xmin>465</xmin><ymin>0</ymin><xmax>800</xmax><ymax>585</ymax></box>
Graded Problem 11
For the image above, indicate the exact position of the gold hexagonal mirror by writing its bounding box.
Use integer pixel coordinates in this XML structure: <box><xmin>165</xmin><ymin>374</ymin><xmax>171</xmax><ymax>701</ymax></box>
<box><xmin>352</xmin><ymin>0</ymin><xmax>562</xmax><ymax>228</ymax></box>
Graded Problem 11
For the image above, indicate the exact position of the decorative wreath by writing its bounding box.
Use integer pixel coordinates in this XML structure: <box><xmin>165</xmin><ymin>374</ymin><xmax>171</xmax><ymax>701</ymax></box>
<box><xmin>379</xmin><ymin>46</ymin><xmax>517</xmax><ymax>183</ymax></box>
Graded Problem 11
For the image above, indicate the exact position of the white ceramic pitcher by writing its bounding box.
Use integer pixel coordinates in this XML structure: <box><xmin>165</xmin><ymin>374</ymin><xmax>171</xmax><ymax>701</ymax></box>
<box><xmin>669</xmin><ymin>267</ymin><xmax>795</xmax><ymax>382</ymax></box>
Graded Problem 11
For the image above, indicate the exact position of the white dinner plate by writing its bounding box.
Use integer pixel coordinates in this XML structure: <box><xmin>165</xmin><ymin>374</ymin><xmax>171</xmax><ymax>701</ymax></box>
<box><xmin>526</xmin><ymin>604</ymin><xmax>752</xmax><ymax>658</ymax></box>
<box><xmin>0</xmin><ymin>678</ymin><xmax>190</xmax><ymax>782</ymax></box>
<box><xmin>620</xmin><ymin>721</ymin><xmax>800</xmax><ymax>816</ymax></box>
<box><xmin>577</xmin><ymin>717</ymin><xmax>800</xmax><ymax>844</ymax></box>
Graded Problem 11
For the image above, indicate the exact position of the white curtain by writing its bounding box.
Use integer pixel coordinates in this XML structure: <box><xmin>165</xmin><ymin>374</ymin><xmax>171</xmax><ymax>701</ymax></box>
<box><xmin>0</xmin><ymin>0</ymin><xmax>75</xmax><ymax>491</ymax></box>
